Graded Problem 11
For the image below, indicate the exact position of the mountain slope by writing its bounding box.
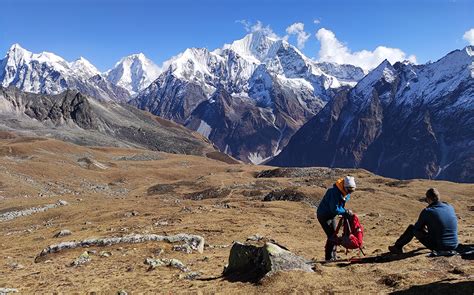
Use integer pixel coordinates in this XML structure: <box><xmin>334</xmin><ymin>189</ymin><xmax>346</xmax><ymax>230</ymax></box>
<box><xmin>0</xmin><ymin>86</ymin><xmax>219</xmax><ymax>157</ymax></box>
<box><xmin>0</xmin><ymin>44</ymin><xmax>130</xmax><ymax>102</ymax></box>
<box><xmin>105</xmin><ymin>53</ymin><xmax>161</xmax><ymax>96</ymax></box>
<box><xmin>130</xmin><ymin>32</ymin><xmax>364</xmax><ymax>162</ymax></box>
<box><xmin>269</xmin><ymin>46</ymin><xmax>474</xmax><ymax>183</ymax></box>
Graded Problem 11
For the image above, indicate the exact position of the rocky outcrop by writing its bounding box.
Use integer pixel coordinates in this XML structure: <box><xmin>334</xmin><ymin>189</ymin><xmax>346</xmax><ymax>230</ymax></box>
<box><xmin>223</xmin><ymin>242</ymin><xmax>313</xmax><ymax>282</ymax></box>
<box><xmin>35</xmin><ymin>233</ymin><xmax>205</xmax><ymax>262</ymax></box>
<box><xmin>0</xmin><ymin>200</ymin><xmax>68</xmax><ymax>222</ymax></box>
<box><xmin>0</xmin><ymin>87</ymin><xmax>218</xmax><ymax>158</ymax></box>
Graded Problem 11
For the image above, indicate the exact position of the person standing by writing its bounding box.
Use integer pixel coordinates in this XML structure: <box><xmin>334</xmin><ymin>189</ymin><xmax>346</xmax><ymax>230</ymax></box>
<box><xmin>317</xmin><ymin>176</ymin><xmax>356</xmax><ymax>261</ymax></box>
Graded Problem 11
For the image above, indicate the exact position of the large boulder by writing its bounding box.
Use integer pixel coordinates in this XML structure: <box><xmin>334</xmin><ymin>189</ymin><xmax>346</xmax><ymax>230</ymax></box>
<box><xmin>223</xmin><ymin>242</ymin><xmax>313</xmax><ymax>282</ymax></box>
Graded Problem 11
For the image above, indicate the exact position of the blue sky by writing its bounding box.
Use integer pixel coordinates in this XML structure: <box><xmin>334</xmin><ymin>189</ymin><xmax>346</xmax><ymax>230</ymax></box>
<box><xmin>1</xmin><ymin>0</ymin><xmax>473</xmax><ymax>71</ymax></box>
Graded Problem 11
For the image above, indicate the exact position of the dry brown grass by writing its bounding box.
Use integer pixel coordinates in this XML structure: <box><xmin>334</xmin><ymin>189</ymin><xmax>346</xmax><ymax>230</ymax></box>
<box><xmin>0</xmin><ymin>136</ymin><xmax>472</xmax><ymax>293</ymax></box>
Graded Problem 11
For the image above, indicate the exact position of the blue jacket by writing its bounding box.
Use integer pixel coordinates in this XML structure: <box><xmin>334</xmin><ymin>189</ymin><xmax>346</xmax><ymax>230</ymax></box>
<box><xmin>317</xmin><ymin>184</ymin><xmax>350</xmax><ymax>219</ymax></box>
<box><xmin>414</xmin><ymin>201</ymin><xmax>458</xmax><ymax>250</ymax></box>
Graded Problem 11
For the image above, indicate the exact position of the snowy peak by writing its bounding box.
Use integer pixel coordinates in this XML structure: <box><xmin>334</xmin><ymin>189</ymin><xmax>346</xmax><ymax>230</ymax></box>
<box><xmin>355</xmin><ymin>60</ymin><xmax>396</xmax><ymax>90</ymax></box>
<box><xmin>224</xmin><ymin>32</ymin><xmax>282</xmax><ymax>63</ymax></box>
<box><xmin>466</xmin><ymin>45</ymin><xmax>474</xmax><ymax>57</ymax></box>
<box><xmin>0</xmin><ymin>43</ymin><xmax>131</xmax><ymax>101</ymax></box>
<box><xmin>105</xmin><ymin>53</ymin><xmax>160</xmax><ymax>96</ymax></box>
<box><xmin>70</xmin><ymin>57</ymin><xmax>100</xmax><ymax>78</ymax></box>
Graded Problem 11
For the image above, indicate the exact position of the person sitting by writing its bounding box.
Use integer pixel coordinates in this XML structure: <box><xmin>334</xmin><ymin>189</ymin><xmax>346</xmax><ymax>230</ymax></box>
<box><xmin>388</xmin><ymin>188</ymin><xmax>458</xmax><ymax>254</ymax></box>
<box><xmin>317</xmin><ymin>176</ymin><xmax>356</xmax><ymax>261</ymax></box>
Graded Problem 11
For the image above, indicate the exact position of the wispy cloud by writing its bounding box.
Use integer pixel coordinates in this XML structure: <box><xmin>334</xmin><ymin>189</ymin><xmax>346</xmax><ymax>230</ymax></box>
<box><xmin>285</xmin><ymin>22</ymin><xmax>310</xmax><ymax>49</ymax></box>
<box><xmin>236</xmin><ymin>20</ymin><xmax>278</xmax><ymax>39</ymax></box>
<box><xmin>315</xmin><ymin>28</ymin><xmax>416</xmax><ymax>71</ymax></box>
<box><xmin>313</xmin><ymin>18</ymin><xmax>321</xmax><ymax>25</ymax></box>
<box><xmin>463</xmin><ymin>28</ymin><xmax>474</xmax><ymax>45</ymax></box>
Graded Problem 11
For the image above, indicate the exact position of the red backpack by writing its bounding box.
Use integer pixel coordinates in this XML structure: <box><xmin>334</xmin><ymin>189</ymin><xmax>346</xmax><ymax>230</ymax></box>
<box><xmin>332</xmin><ymin>213</ymin><xmax>364</xmax><ymax>253</ymax></box>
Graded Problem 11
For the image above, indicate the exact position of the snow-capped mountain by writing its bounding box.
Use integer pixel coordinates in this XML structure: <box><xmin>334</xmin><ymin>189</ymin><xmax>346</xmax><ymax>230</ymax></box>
<box><xmin>270</xmin><ymin>46</ymin><xmax>474</xmax><ymax>183</ymax></box>
<box><xmin>105</xmin><ymin>53</ymin><xmax>161</xmax><ymax>96</ymax></box>
<box><xmin>131</xmin><ymin>32</ymin><xmax>365</xmax><ymax>163</ymax></box>
<box><xmin>0</xmin><ymin>44</ymin><xmax>130</xmax><ymax>102</ymax></box>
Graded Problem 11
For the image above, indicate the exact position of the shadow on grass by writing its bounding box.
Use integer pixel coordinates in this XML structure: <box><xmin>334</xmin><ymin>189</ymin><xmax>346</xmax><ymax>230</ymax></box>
<box><xmin>390</xmin><ymin>279</ymin><xmax>474</xmax><ymax>295</ymax></box>
<box><xmin>333</xmin><ymin>248</ymin><xmax>427</xmax><ymax>267</ymax></box>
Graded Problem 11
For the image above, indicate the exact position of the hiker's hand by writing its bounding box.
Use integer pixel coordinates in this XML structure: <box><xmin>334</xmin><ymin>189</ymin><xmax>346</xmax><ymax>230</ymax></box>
<box><xmin>345</xmin><ymin>209</ymin><xmax>353</xmax><ymax>216</ymax></box>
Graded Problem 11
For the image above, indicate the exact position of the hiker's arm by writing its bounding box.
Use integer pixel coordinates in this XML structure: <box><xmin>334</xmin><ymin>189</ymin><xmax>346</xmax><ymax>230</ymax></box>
<box><xmin>414</xmin><ymin>210</ymin><xmax>427</xmax><ymax>232</ymax></box>
<box><xmin>333</xmin><ymin>196</ymin><xmax>347</xmax><ymax>216</ymax></box>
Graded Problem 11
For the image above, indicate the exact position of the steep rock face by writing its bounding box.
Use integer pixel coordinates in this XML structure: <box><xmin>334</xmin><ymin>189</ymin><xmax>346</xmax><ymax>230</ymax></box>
<box><xmin>0</xmin><ymin>86</ymin><xmax>216</xmax><ymax>156</ymax></box>
<box><xmin>131</xmin><ymin>32</ymin><xmax>364</xmax><ymax>162</ymax></box>
<box><xmin>0</xmin><ymin>44</ymin><xmax>130</xmax><ymax>102</ymax></box>
<box><xmin>131</xmin><ymin>70</ymin><xmax>208</xmax><ymax>125</ymax></box>
<box><xmin>270</xmin><ymin>47</ymin><xmax>474</xmax><ymax>183</ymax></box>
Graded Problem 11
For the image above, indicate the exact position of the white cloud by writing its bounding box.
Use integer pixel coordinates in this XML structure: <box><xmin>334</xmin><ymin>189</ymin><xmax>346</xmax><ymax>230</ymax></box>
<box><xmin>313</xmin><ymin>18</ymin><xmax>321</xmax><ymax>25</ymax></box>
<box><xmin>315</xmin><ymin>28</ymin><xmax>417</xmax><ymax>71</ymax></box>
<box><xmin>285</xmin><ymin>22</ymin><xmax>310</xmax><ymax>49</ymax></box>
<box><xmin>236</xmin><ymin>20</ymin><xmax>278</xmax><ymax>39</ymax></box>
<box><xmin>463</xmin><ymin>28</ymin><xmax>474</xmax><ymax>45</ymax></box>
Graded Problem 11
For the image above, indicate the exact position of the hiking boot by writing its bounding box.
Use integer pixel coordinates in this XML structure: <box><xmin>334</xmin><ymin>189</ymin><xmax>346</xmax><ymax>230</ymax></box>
<box><xmin>388</xmin><ymin>245</ymin><xmax>403</xmax><ymax>254</ymax></box>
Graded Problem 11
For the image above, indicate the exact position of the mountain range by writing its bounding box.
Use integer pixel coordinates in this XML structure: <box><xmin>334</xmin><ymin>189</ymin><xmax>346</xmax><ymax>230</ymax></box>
<box><xmin>130</xmin><ymin>32</ymin><xmax>365</xmax><ymax>163</ymax></box>
<box><xmin>0</xmin><ymin>36</ymin><xmax>472</xmax><ymax>182</ymax></box>
<box><xmin>270</xmin><ymin>46</ymin><xmax>474</xmax><ymax>183</ymax></box>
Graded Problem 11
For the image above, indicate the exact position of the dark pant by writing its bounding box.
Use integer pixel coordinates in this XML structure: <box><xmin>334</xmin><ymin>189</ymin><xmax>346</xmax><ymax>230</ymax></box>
<box><xmin>395</xmin><ymin>224</ymin><xmax>436</xmax><ymax>250</ymax></box>
<box><xmin>318</xmin><ymin>215</ymin><xmax>337</xmax><ymax>260</ymax></box>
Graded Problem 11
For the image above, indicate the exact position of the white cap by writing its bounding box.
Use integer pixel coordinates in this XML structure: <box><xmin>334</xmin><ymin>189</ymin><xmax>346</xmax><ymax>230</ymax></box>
<box><xmin>344</xmin><ymin>176</ymin><xmax>356</xmax><ymax>188</ymax></box>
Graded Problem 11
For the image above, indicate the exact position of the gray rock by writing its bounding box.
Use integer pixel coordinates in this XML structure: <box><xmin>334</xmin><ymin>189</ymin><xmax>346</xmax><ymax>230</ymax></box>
<box><xmin>69</xmin><ymin>251</ymin><xmax>91</xmax><ymax>267</ymax></box>
<box><xmin>223</xmin><ymin>242</ymin><xmax>313</xmax><ymax>282</ymax></box>
<box><xmin>180</xmin><ymin>271</ymin><xmax>202</xmax><ymax>280</ymax></box>
<box><xmin>35</xmin><ymin>233</ymin><xmax>205</xmax><ymax>262</ymax></box>
<box><xmin>144</xmin><ymin>257</ymin><xmax>189</xmax><ymax>272</ymax></box>
<box><xmin>172</xmin><ymin>244</ymin><xmax>193</xmax><ymax>254</ymax></box>
<box><xmin>54</xmin><ymin>229</ymin><xmax>72</xmax><ymax>238</ymax></box>
<box><xmin>0</xmin><ymin>200</ymin><xmax>69</xmax><ymax>222</ymax></box>
<box><xmin>99</xmin><ymin>251</ymin><xmax>112</xmax><ymax>257</ymax></box>
<box><xmin>0</xmin><ymin>288</ymin><xmax>18</xmax><ymax>294</ymax></box>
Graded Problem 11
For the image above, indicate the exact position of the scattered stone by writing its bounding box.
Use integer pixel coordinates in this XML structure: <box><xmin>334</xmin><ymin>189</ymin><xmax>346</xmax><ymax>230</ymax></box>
<box><xmin>180</xmin><ymin>271</ymin><xmax>202</xmax><ymax>280</ymax></box>
<box><xmin>124</xmin><ymin>211</ymin><xmax>139</xmax><ymax>217</ymax></box>
<box><xmin>206</xmin><ymin>244</ymin><xmax>230</xmax><ymax>249</ymax></box>
<box><xmin>99</xmin><ymin>251</ymin><xmax>112</xmax><ymax>258</ymax></box>
<box><xmin>144</xmin><ymin>258</ymin><xmax>189</xmax><ymax>272</ymax></box>
<box><xmin>256</xmin><ymin>167</ymin><xmax>348</xmax><ymax>179</ymax></box>
<box><xmin>117</xmin><ymin>290</ymin><xmax>128</xmax><ymax>295</ymax></box>
<box><xmin>144</xmin><ymin>257</ymin><xmax>167</xmax><ymax>270</ymax></box>
<box><xmin>35</xmin><ymin>233</ymin><xmax>205</xmax><ymax>262</ymax></box>
<box><xmin>70</xmin><ymin>251</ymin><xmax>91</xmax><ymax>267</ymax></box>
<box><xmin>263</xmin><ymin>188</ymin><xmax>306</xmax><ymax>202</ymax></box>
<box><xmin>184</xmin><ymin>188</ymin><xmax>231</xmax><ymax>201</ymax></box>
<box><xmin>54</xmin><ymin>229</ymin><xmax>72</xmax><ymax>238</ymax></box>
<box><xmin>113</xmin><ymin>153</ymin><xmax>162</xmax><ymax>161</ymax></box>
<box><xmin>0</xmin><ymin>200</ymin><xmax>69</xmax><ymax>222</ymax></box>
<box><xmin>8</xmin><ymin>262</ymin><xmax>24</xmax><ymax>270</ymax></box>
<box><xmin>173</xmin><ymin>244</ymin><xmax>193</xmax><ymax>254</ymax></box>
<box><xmin>77</xmin><ymin>157</ymin><xmax>110</xmax><ymax>170</ymax></box>
<box><xmin>223</xmin><ymin>242</ymin><xmax>313</xmax><ymax>282</ymax></box>
<box><xmin>0</xmin><ymin>288</ymin><xmax>18</xmax><ymax>294</ymax></box>
<box><xmin>246</xmin><ymin>234</ymin><xmax>265</xmax><ymax>242</ymax></box>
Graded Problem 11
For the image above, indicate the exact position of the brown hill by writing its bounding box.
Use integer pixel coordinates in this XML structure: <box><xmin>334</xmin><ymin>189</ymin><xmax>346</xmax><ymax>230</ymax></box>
<box><xmin>0</xmin><ymin>135</ymin><xmax>472</xmax><ymax>293</ymax></box>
